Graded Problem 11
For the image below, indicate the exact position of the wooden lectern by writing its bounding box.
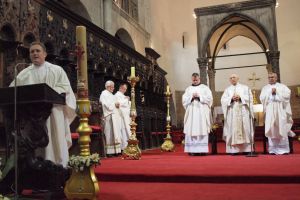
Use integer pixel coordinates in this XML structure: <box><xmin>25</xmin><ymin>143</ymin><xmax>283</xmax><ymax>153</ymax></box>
<box><xmin>0</xmin><ymin>84</ymin><xmax>69</xmax><ymax>196</ymax></box>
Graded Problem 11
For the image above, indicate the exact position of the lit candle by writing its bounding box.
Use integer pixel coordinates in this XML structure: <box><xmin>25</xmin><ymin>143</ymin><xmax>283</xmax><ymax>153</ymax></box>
<box><xmin>131</xmin><ymin>66</ymin><xmax>135</xmax><ymax>77</ymax></box>
<box><xmin>166</xmin><ymin>85</ymin><xmax>170</xmax><ymax>93</ymax></box>
<box><xmin>76</xmin><ymin>26</ymin><xmax>88</xmax><ymax>89</ymax></box>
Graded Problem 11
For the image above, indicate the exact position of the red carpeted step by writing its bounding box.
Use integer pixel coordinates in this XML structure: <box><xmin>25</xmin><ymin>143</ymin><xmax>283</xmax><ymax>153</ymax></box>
<box><xmin>95</xmin><ymin>141</ymin><xmax>300</xmax><ymax>184</ymax></box>
<box><xmin>99</xmin><ymin>182</ymin><xmax>300</xmax><ymax>200</ymax></box>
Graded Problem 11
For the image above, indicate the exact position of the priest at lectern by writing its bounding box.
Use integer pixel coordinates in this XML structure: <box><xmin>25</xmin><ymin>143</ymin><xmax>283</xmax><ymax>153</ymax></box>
<box><xmin>10</xmin><ymin>41</ymin><xmax>76</xmax><ymax>167</ymax></box>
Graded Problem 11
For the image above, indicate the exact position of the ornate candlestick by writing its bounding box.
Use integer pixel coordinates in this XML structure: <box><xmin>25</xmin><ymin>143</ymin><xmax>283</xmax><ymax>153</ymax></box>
<box><xmin>122</xmin><ymin>67</ymin><xmax>141</xmax><ymax>159</ymax></box>
<box><xmin>161</xmin><ymin>85</ymin><xmax>175</xmax><ymax>152</ymax></box>
<box><xmin>65</xmin><ymin>26</ymin><xmax>99</xmax><ymax>200</ymax></box>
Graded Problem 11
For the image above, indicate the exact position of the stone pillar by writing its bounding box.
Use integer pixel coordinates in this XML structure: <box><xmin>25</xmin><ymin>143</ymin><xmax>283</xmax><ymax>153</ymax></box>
<box><xmin>207</xmin><ymin>68</ymin><xmax>216</xmax><ymax>105</ymax></box>
<box><xmin>267</xmin><ymin>50</ymin><xmax>280</xmax><ymax>81</ymax></box>
<box><xmin>99</xmin><ymin>0</ymin><xmax>105</xmax><ymax>29</ymax></box>
<box><xmin>103</xmin><ymin>0</ymin><xmax>113</xmax><ymax>34</ymax></box>
<box><xmin>197</xmin><ymin>57</ymin><xmax>208</xmax><ymax>85</ymax></box>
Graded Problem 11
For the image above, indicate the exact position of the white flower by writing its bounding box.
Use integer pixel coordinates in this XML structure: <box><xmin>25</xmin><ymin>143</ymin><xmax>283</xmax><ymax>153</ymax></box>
<box><xmin>68</xmin><ymin>154</ymin><xmax>100</xmax><ymax>171</ymax></box>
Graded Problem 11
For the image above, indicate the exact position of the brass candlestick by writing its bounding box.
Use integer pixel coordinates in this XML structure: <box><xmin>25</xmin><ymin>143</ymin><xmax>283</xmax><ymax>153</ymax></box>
<box><xmin>161</xmin><ymin>88</ymin><xmax>175</xmax><ymax>152</ymax></box>
<box><xmin>65</xmin><ymin>26</ymin><xmax>99</xmax><ymax>200</ymax></box>
<box><xmin>122</xmin><ymin>75</ymin><xmax>142</xmax><ymax>160</ymax></box>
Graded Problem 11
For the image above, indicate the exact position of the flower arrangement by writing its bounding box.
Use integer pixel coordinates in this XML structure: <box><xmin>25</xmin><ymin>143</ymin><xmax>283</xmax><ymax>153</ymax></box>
<box><xmin>68</xmin><ymin>153</ymin><xmax>100</xmax><ymax>172</ymax></box>
<box><xmin>0</xmin><ymin>194</ymin><xmax>10</xmax><ymax>200</ymax></box>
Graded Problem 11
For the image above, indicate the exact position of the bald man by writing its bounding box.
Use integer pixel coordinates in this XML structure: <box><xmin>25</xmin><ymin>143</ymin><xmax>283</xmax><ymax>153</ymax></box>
<box><xmin>260</xmin><ymin>73</ymin><xmax>295</xmax><ymax>155</ymax></box>
<box><xmin>221</xmin><ymin>74</ymin><xmax>254</xmax><ymax>155</ymax></box>
<box><xmin>99</xmin><ymin>80</ymin><xmax>122</xmax><ymax>156</ymax></box>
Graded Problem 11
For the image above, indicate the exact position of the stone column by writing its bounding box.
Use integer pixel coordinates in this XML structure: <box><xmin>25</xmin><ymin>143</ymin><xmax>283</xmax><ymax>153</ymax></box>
<box><xmin>207</xmin><ymin>68</ymin><xmax>216</xmax><ymax>105</ymax></box>
<box><xmin>103</xmin><ymin>0</ymin><xmax>113</xmax><ymax>34</ymax></box>
<box><xmin>197</xmin><ymin>57</ymin><xmax>208</xmax><ymax>85</ymax></box>
<box><xmin>267</xmin><ymin>50</ymin><xmax>280</xmax><ymax>81</ymax></box>
<box><xmin>99</xmin><ymin>0</ymin><xmax>105</xmax><ymax>29</ymax></box>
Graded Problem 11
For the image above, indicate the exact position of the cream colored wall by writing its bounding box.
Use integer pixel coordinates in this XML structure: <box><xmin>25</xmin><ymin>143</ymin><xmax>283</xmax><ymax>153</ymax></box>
<box><xmin>215</xmin><ymin>36</ymin><xmax>268</xmax><ymax>91</ymax></box>
<box><xmin>276</xmin><ymin>0</ymin><xmax>300</xmax><ymax>86</ymax></box>
<box><xmin>80</xmin><ymin>0</ymin><xmax>104</xmax><ymax>28</ymax></box>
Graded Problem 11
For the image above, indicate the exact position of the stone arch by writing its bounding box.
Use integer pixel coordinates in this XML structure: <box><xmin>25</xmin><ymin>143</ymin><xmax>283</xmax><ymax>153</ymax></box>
<box><xmin>205</xmin><ymin>13</ymin><xmax>271</xmax><ymax>59</ymax></box>
<box><xmin>0</xmin><ymin>23</ymin><xmax>16</xmax><ymax>42</ymax></box>
<box><xmin>23</xmin><ymin>32</ymin><xmax>36</xmax><ymax>47</ymax></box>
<box><xmin>115</xmin><ymin>28</ymin><xmax>135</xmax><ymax>50</ymax></box>
<box><xmin>194</xmin><ymin>0</ymin><xmax>280</xmax><ymax>84</ymax></box>
<box><xmin>62</xmin><ymin>0</ymin><xmax>92</xmax><ymax>21</ymax></box>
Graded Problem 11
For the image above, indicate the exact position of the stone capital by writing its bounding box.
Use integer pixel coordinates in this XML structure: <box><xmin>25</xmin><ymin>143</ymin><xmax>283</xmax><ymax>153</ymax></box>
<box><xmin>197</xmin><ymin>57</ymin><xmax>208</xmax><ymax>67</ymax></box>
<box><xmin>267</xmin><ymin>51</ymin><xmax>280</xmax><ymax>59</ymax></box>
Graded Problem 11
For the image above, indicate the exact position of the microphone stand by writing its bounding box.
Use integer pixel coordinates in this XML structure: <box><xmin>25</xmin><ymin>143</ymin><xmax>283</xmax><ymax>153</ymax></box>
<box><xmin>13</xmin><ymin>62</ymin><xmax>29</xmax><ymax>198</ymax></box>
<box><xmin>246</xmin><ymin>88</ymin><xmax>258</xmax><ymax>157</ymax></box>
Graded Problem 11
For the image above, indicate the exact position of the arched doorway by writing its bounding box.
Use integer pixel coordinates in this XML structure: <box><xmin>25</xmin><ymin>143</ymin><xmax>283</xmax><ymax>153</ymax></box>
<box><xmin>115</xmin><ymin>28</ymin><xmax>135</xmax><ymax>49</ymax></box>
<box><xmin>194</xmin><ymin>0</ymin><xmax>280</xmax><ymax>85</ymax></box>
<box><xmin>214</xmin><ymin>36</ymin><xmax>268</xmax><ymax>92</ymax></box>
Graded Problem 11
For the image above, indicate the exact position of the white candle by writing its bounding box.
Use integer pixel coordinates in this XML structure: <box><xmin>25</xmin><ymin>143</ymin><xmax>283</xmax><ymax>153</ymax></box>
<box><xmin>131</xmin><ymin>66</ymin><xmax>135</xmax><ymax>77</ymax></box>
<box><xmin>76</xmin><ymin>26</ymin><xmax>88</xmax><ymax>89</ymax></box>
<box><xmin>166</xmin><ymin>85</ymin><xmax>170</xmax><ymax>92</ymax></box>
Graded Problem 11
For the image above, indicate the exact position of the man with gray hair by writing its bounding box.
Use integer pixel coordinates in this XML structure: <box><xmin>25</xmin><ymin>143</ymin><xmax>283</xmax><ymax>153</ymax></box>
<box><xmin>115</xmin><ymin>83</ymin><xmax>131</xmax><ymax>150</ymax></box>
<box><xmin>260</xmin><ymin>72</ymin><xmax>294</xmax><ymax>155</ymax></box>
<box><xmin>221</xmin><ymin>74</ymin><xmax>254</xmax><ymax>155</ymax></box>
<box><xmin>99</xmin><ymin>80</ymin><xmax>122</xmax><ymax>156</ymax></box>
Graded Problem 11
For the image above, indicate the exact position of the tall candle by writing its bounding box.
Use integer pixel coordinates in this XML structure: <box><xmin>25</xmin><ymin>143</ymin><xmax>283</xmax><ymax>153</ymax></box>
<box><xmin>167</xmin><ymin>85</ymin><xmax>170</xmax><ymax>92</ymax></box>
<box><xmin>76</xmin><ymin>26</ymin><xmax>88</xmax><ymax>89</ymax></box>
<box><xmin>131</xmin><ymin>66</ymin><xmax>135</xmax><ymax>77</ymax></box>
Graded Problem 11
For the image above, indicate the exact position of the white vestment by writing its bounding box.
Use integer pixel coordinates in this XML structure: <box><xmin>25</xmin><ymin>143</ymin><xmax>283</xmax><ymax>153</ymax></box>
<box><xmin>10</xmin><ymin>62</ymin><xmax>76</xmax><ymax>167</ymax></box>
<box><xmin>182</xmin><ymin>84</ymin><xmax>213</xmax><ymax>153</ymax></box>
<box><xmin>260</xmin><ymin>82</ymin><xmax>294</xmax><ymax>154</ymax></box>
<box><xmin>99</xmin><ymin>90</ymin><xmax>121</xmax><ymax>154</ymax></box>
<box><xmin>115</xmin><ymin>91</ymin><xmax>131</xmax><ymax>150</ymax></box>
<box><xmin>221</xmin><ymin>83</ymin><xmax>254</xmax><ymax>153</ymax></box>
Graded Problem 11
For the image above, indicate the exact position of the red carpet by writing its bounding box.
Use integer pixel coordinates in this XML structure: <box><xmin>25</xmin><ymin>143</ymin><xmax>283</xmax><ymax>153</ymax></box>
<box><xmin>96</xmin><ymin>141</ymin><xmax>300</xmax><ymax>200</ymax></box>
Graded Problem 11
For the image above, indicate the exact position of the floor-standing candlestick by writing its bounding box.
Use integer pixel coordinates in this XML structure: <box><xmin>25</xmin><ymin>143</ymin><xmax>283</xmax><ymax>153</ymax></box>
<box><xmin>122</xmin><ymin>67</ymin><xmax>141</xmax><ymax>160</ymax></box>
<box><xmin>65</xmin><ymin>26</ymin><xmax>99</xmax><ymax>200</ymax></box>
<box><xmin>161</xmin><ymin>85</ymin><xmax>175</xmax><ymax>152</ymax></box>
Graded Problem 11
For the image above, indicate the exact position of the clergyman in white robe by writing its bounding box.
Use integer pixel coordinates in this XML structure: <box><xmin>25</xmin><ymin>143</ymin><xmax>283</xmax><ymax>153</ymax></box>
<box><xmin>221</xmin><ymin>74</ymin><xmax>254</xmax><ymax>154</ymax></box>
<box><xmin>115</xmin><ymin>90</ymin><xmax>131</xmax><ymax>150</ymax></box>
<box><xmin>260</xmin><ymin>73</ymin><xmax>294</xmax><ymax>155</ymax></box>
<box><xmin>99</xmin><ymin>81</ymin><xmax>121</xmax><ymax>155</ymax></box>
<box><xmin>10</xmin><ymin>61</ymin><xmax>76</xmax><ymax>167</ymax></box>
<box><xmin>182</xmin><ymin>73</ymin><xmax>213</xmax><ymax>155</ymax></box>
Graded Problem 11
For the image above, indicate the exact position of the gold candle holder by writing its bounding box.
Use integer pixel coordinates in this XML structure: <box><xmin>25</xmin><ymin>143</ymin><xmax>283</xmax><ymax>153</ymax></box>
<box><xmin>65</xmin><ymin>26</ymin><xmax>99</xmax><ymax>200</ymax></box>
<box><xmin>122</xmin><ymin>75</ymin><xmax>142</xmax><ymax>160</ymax></box>
<box><xmin>161</xmin><ymin>87</ymin><xmax>175</xmax><ymax>152</ymax></box>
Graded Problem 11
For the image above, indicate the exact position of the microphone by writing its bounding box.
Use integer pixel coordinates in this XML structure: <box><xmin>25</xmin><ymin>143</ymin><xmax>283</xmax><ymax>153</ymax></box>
<box><xmin>246</xmin><ymin>88</ymin><xmax>257</xmax><ymax>157</ymax></box>
<box><xmin>12</xmin><ymin>62</ymin><xmax>29</xmax><ymax>199</ymax></box>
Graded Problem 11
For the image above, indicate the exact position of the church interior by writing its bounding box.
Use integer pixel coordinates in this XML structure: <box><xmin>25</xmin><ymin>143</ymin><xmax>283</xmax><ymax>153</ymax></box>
<box><xmin>0</xmin><ymin>0</ymin><xmax>300</xmax><ymax>199</ymax></box>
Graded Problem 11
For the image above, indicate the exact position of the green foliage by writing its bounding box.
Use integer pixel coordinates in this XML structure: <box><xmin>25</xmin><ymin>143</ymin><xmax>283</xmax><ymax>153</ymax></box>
<box><xmin>68</xmin><ymin>153</ymin><xmax>100</xmax><ymax>172</ymax></box>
